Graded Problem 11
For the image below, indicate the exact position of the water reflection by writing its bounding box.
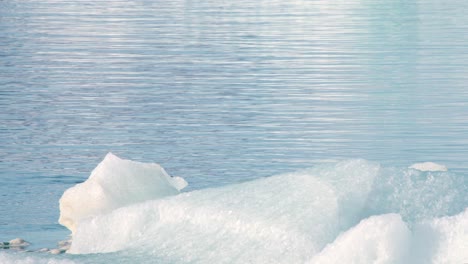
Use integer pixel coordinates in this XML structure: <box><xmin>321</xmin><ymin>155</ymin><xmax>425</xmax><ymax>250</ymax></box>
<box><xmin>2</xmin><ymin>0</ymin><xmax>468</xmax><ymax>181</ymax></box>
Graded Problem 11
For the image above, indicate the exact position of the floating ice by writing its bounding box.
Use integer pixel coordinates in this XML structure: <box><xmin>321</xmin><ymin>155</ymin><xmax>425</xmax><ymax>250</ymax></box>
<box><xmin>67</xmin><ymin>159</ymin><xmax>381</xmax><ymax>263</ymax></box>
<box><xmin>68</xmin><ymin>172</ymin><xmax>338</xmax><ymax>260</ymax></box>
<box><xmin>9</xmin><ymin>238</ymin><xmax>30</xmax><ymax>247</ymax></box>
<box><xmin>311</xmin><ymin>209</ymin><xmax>468</xmax><ymax>264</ymax></box>
<box><xmin>409</xmin><ymin>162</ymin><xmax>448</xmax><ymax>172</ymax></box>
<box><xmin>1</xmin><ymin>238</ymin><xmax>30</xmax><ymax>250</ymax></box>
<box><xmin>58</xmin><ymin>153</ymin><xmax>187</xmax><ymax>234</ymax></box>
<box><xmin>55</xmin><ymin>156</ymin><xmax>467</xmax><ymax>263</ymax></box>
<box><xmin>310</xmin><ymin>214</ymin><xmax>411</xmax><ymax>264</ymax></box>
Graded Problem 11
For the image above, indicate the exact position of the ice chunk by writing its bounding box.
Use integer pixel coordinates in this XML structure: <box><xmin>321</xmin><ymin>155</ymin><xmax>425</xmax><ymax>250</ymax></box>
<box><xmin>310</xmin><ymin>214</ymin><xmax>411</xmax><ymax>264</ymax></box>
<box><xmin>67</xmin><ymin>160</ymin><xmax>382</xmax><ymax>263</ymax></box>
<box><xmin>68</xmin><ymin>174</ymin><xmax>339</xmax><ymax>261</ymax></box>
<box><xmin>56</xmin><ymin>157</ymin><xmax>468</xmax><ymax>263</ymax></box>
<box><xmin>9</xmin><ymin>238</ymin><xmax>30</xmax><ymax>248</ymax></box>
<box><xmin>411</xmin><ymin>208</ymin><xmax>468</xmax><ymax>264</ymax></box>
<box><xmin>364</xmin><ymin>165</ymin><xmax>466</xmax><ymax>223</ymax></box>
<box><xmin>58</xmin><ymin>153</ymin><xmax>187</xmax><ymax>234</ymax></box>
<box><xmin>301</xmin><ymin>159</ymin><xmax>380</xmax><ymax>229</ymax></box>
<box><xmin>409</xmin><ymin>162</ymin><xmax>447</xmax><ymax>172</ymax></box>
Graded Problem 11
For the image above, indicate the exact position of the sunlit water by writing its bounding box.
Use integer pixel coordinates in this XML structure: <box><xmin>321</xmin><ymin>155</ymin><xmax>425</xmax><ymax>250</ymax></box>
<box><xmin>1</xmin><ymin>0</ymin><xmax>468</xmax><ymax>262</ymax></box>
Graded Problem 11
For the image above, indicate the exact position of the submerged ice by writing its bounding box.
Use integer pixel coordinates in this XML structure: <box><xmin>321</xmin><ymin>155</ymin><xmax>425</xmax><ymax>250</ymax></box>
<box><xmin>56</xmin><ymin>154</ymin><xmax>467</xmax><ymax>263</ymax></box>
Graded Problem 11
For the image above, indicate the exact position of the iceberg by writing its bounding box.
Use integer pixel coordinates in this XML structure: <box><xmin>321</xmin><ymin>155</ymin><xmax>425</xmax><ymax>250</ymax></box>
<box><xmin>68</xmin><ymin>170</ymin><xmax>340</xmax><ymax>261</ymax></box>
<box><xmin>52</xmin><ymin>155</ymin><xmax>467</xmax><ymax>264</ymax></box>
<box><xmin>58</xmin><ymin>153</ymin><xmax>187</xmax><ymax>234</ymax></box>
<box><xmin>66</xmin><ymin>159</ymin><xmax>381</xmax><ymax>263</ymax></box>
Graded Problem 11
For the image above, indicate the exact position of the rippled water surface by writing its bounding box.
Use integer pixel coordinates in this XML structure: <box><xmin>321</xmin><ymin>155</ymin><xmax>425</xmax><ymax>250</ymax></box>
<box><xmin>1</xmin><ymin>0</ymin><xmax>468</xmax><ymax>249</ymax></box>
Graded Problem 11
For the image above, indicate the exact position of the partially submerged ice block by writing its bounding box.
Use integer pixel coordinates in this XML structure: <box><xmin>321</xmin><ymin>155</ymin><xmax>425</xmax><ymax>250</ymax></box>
<box><xmin>58</xmin><ymin>153</ymin><xmax>187</xmax><ymax>233</ymax></box>
<box><xmin>409</xmin><ymin>162</ymin><xmax>447</xmax><ymax>172</ymax></box>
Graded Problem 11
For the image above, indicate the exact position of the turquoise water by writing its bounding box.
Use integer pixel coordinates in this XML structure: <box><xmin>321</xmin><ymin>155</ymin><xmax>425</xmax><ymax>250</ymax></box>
<box><xmin>1</xmin><ymin>0</ymin><xmax>468</xmax><ymax>262</ymax></box>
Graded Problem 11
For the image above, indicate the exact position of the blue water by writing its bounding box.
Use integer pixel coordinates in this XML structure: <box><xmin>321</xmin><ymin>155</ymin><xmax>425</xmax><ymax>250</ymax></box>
<box><xmin>1</xmin><ymin>0</ymin><xmax>468</xmax><ymax>262</ymax></box>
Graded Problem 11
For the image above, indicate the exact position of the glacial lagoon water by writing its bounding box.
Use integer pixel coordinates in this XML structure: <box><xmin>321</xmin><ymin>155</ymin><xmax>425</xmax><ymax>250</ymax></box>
<box><xmin>1</xmin><ymin>0</ymin><xmax>468</xmax><ymax>263</ymax></box>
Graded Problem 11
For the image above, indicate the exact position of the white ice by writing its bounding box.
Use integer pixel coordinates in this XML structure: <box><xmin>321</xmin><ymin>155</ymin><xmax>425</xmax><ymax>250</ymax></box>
<box><xmin>310</xmin><ymin>214</ymin><xmax>411</xmax><ymax>264</ymax></box>
<box><xmin>409</xmin><ymin>162</ymin><xmax>448</xmax><ymax>172</ymax></box>
<box><xmin>66</xmin><ymin>159</ymin><xmax>380</xmax><ymax>263</ymax></box>
<box><xmin>58</xmin><ymin>153</ymin><xmax>187</xmax><ymax>234</ymax></box>
<box><xmin>56</xmin><ymin>155</ymin><xmax>467</xmax><ymax>264</ymax></box>
<box><xmin>411</xmin><ymin>208</ymin><xmax>468</xmax><ymax>263</ymax></box>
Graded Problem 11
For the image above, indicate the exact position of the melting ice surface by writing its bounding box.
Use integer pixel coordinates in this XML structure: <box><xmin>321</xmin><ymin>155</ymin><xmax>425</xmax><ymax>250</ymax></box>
<box><xmin>3</xmin><ymin>154</ymin><xmax>468</xmax><ymax>264</ymax></box>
